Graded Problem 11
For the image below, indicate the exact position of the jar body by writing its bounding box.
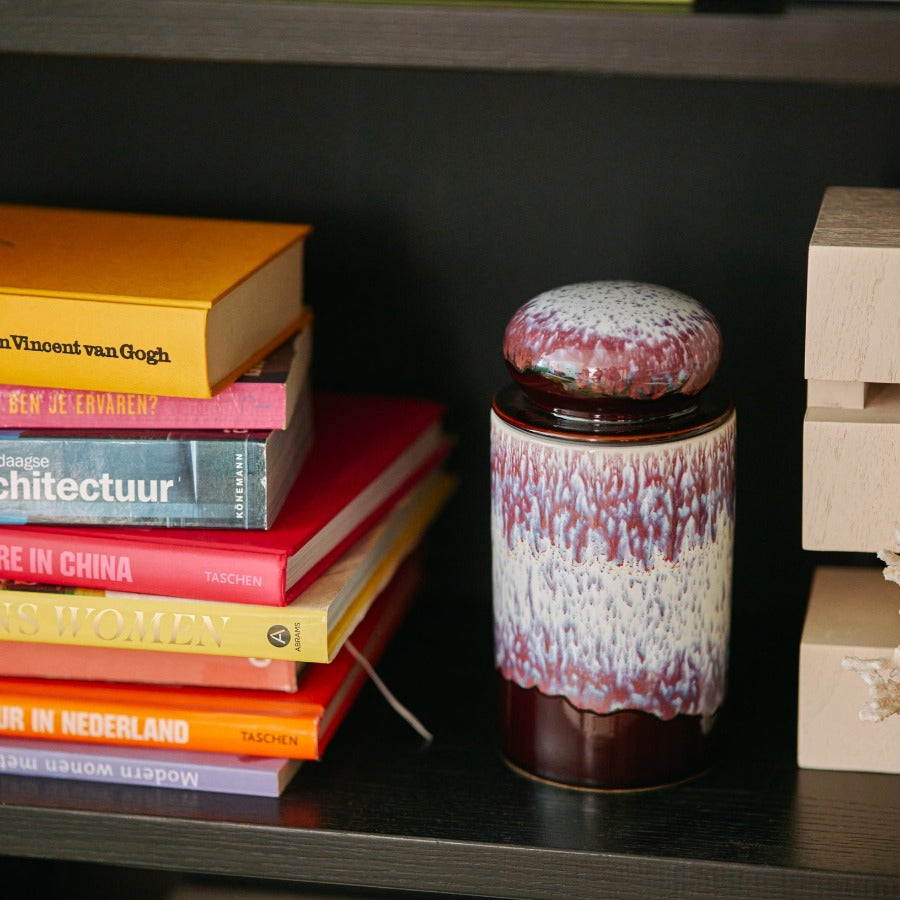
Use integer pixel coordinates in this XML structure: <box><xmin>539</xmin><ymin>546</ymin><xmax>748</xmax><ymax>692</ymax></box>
<box><xmin>491</xmin><ymin>389</ymin><xmax>736</xmax><ymax>790</ymax></box>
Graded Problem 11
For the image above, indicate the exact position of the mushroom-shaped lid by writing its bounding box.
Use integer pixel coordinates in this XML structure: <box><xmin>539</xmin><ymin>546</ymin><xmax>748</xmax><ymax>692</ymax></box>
<box><xmin>503</xmin><ymin>281</ymin><xmax>722</xmax><ymax>411</ymax></box>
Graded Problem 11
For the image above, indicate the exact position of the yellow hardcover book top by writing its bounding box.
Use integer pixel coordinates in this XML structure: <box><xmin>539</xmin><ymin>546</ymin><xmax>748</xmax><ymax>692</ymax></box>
<box><xmin>0</xmin><ymin>204</ymin><xmax>312</xmax><ymax>397</ymax></box>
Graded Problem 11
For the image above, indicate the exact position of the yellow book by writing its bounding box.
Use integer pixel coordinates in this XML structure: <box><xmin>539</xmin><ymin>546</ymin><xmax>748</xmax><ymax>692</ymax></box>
<box><xmin>0</xmin><ymin>469</ymin><xmax>455</xmax><ymax>663</ymax></box>
<box><xmin>0</xmin><ymin>204</ymin><xmax>312</xmax><ymax>397</ymax></box>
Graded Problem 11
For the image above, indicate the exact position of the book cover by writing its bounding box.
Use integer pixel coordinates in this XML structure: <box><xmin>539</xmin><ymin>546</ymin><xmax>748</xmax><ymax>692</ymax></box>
<box><xmin>0</xmin><ymin>393</ymin><xmax>449</xmax><ymax>604</ymax></box>
<box><xmin>0</xmin><ymin>469</ymin><xmax>453</xmax><ymax>663</ymax></box>
<box><xmin>0</xmin><ymin>203</ymin><xmax>312</xmax><ymax>398</ymax></box>
<box><xmin>0</xmin><ymin>737</ymin><xmax>302</xmax><ymax>797</ymax></box>
<box><xmin>0</xmin><ymin>382</ymin><xmax>313</xmax><ymax>528</ymax></box>
<box><xmin>0</xmin><ymin>550</ymin><xmax>419</xmax><ymax>759</ymax></box>
<box><xmin>0</xmin><ymin>325</ymin><xmax>313</xmax><ymax>431</ymax></box>
<box><xmin>0</xmin><ymin>642</ymin><xmax>304</xmax><ymax>692</ymax></box>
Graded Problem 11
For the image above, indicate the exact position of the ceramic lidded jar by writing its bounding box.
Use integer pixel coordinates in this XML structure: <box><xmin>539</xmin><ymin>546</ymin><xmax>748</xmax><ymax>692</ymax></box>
<box><xmin>491</xmin><ymin>281</ymin><xmax>736</xmax><ymax>790</ymax></box>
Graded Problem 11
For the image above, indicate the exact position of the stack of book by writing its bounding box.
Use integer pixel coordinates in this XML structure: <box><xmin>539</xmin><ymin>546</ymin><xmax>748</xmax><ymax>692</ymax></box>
<box><xmin>0</xmin><ymin>203</ymin><xmax>454</xmax><ymax>797</ymax></box>
<box><xmin>798</xmin><ymin>186</ymin><xmax>900</xmax><ymax>775</ymax></box>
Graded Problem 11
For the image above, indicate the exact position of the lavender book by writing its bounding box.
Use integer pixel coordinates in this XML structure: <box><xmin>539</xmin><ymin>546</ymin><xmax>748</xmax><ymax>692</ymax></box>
<box><xmin>0</xmin><ymin>736</ymin><xmax>300</xmax><ymax>797</ymax></box>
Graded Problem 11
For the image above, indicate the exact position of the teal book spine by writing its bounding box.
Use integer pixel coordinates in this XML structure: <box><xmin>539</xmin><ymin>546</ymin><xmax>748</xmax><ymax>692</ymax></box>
<box><xmin>0</xmin><ymin>428</ymin><xmax>271</xmax><ymax>528</ymax></box>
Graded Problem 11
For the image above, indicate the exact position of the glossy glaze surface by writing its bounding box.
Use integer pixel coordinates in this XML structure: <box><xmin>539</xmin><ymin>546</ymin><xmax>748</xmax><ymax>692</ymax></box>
<box><xmin>503</xmin><ymin>281</ymin><xmax>722</xmax><ymax>407</ymax></box>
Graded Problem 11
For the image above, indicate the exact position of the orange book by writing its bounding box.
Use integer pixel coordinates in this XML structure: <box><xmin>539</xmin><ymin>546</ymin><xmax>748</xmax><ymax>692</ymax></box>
<box><xmin>0</xmin><ymin>203</ymin><xmax>311</xmax><ymax>397</ymax></box>
<box><xmin>0</xmin><ymin>551</ymin><xmax>420</xmax><ymax>760</ymax></box>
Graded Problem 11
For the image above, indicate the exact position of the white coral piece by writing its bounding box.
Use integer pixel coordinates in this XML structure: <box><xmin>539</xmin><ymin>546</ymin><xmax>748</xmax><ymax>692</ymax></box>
<box><xmin>842</xmin><ymin>655</ymin><xmax>900</xmax><ymax>721</ymax></box>
<box><xmin>877</xmin><ymin>546</ymin><xmax>900</xmax><ymax>587</ymax></box>
<box><xmin>842</xmin><ymin>539</ymin><xmax>900</xmax><ymax>721</ymax></box>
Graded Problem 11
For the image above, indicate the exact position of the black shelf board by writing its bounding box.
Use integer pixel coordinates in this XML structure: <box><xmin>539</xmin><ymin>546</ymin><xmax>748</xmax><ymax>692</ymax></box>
<box><xmin>0</xmin><ymin>1</ymin><xmax>899</xmax><ymax>86</ymax></box>
<box><xmin>1</xmin><ymin>571</ymin><xmax>898</xmax><ymax>899</ymax></box>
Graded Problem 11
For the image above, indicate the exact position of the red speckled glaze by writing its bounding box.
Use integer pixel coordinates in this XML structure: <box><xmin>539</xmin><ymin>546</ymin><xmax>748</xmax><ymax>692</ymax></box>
<box><xmin>491</xmin><ymin>410</ymin><xmax>735</xmax><ymax>721</ymax></box>
<box><xmin>503</xmin><ymin>281</ymin><xmax>723</xmax><ymax>405</ymax></box>
<box><xmin>493</xmin><ymin>419</ymin><xmax>734</xmax><ymax>569</ymax></box>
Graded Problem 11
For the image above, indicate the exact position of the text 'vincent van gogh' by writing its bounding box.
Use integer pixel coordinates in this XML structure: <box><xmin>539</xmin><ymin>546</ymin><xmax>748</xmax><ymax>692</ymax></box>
<box><xmin>0</xmin><ymin>335</ymin><xmax>171</xmax><ymax>366</ymax></box>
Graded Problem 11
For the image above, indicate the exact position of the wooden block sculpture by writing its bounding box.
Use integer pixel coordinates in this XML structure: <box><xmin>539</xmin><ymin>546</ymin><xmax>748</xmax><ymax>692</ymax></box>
<box><xmin>805</xmin><ymin>186</ymin><xmax>900</xmax><ymax>409</ymax></box>
<box><xmin>802</xmin><ymin>187</ymin><xmax>900</xmax><ymax>553</ymax></box>
<box><xmin>799</xmin><ymin>187</ymin><xmax>900</xmax><ymax>775</ymax></box>
<box><xmin>798</xmin><ymin>566</ymin><xmax>900</xmax><ymax>774</ymax></box>
<box><xmin>802</xmin><ymin>385</ymin><xmax>900</xmax><ymax>553</ymax></box>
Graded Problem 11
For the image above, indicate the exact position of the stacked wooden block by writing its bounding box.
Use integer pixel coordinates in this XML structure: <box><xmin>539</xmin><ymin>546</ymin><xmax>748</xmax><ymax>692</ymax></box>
<box><xmin>799</xmin><ymin>186</ymin><xmax>900</xmax><ymax>775</ymax></box>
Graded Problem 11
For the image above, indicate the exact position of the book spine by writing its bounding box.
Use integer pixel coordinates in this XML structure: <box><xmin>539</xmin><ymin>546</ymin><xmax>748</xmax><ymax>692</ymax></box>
<box><xmin>0</xmin><ymin>583</ymin><xmax>332</xmax><ymax>661</ymax></box>
<box><xmin>0</xmin><ymin>641</ymin><xmax>302</xmax><ymax>691</ymax></box>
<box><xmin>0</xmin><ymin>686</ymin><xmax>323</xmax><ymax>758</ymax></box>
<box><xmin>0</xmin><ymin>738</ymin><xmax>300</xmax><ymax>796</ymax></box>
<box><xmin>0</xmin><ymin>325</ymin><xmax>311</xmax><ymax>431</ymax></box>
<box><xmin>0</xmin><ymin>294</ymin><xmax>214</xmax><ymax>397</ymax></box>
<box><xmin>0</xmin><ymin>383</ymin><xmax>290</xmax><ymax>430</ymax></box>
<box><xmin>0</xmin><ymin>431</ymin><xmax>271</xmax><ymax>527</ymax></box>
<box><xmin>0</xmin><ymin>528</ymin><xmax>288</xmax><ymax>605</ymax></box>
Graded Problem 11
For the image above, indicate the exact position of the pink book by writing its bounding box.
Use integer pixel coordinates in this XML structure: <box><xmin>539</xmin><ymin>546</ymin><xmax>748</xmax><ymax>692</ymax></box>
<box><xmin>0</xmin><ymin>326</ymin><xmax>312</xmax><ymax>430</ymax></box>
<box><xmin>0</xmin><ymin>642</ymin><xmax>302</xmax><ymax>691</ymax></box>
<box><xmin>0</xmin><ymin>392</ymin><xmax>449</xmax><ymax>605</ymax></box>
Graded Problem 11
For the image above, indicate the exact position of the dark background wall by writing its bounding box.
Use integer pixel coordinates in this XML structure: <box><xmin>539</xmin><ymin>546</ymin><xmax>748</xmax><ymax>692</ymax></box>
<box><xmin>2</xmin><ymin>54</ymin><xmax>898</xmax><ymax>641</ymax></box>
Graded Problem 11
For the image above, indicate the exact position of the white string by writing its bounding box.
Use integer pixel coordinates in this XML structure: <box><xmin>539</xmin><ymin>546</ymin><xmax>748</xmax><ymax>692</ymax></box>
<box><xmin>345</xmin><ymin>639</ymin><xmax>434</xmax><ymax>743</ymax></box>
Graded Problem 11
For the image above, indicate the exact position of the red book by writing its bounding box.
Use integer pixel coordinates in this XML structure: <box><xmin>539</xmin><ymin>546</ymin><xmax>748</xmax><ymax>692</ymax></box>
<box><xmin>0</xmin><ymin>550</ymin><xmax>419</xmax><ymax>760</ymax></box>
<box><xmin>0</xmin><ymin>393</ymin><xmax>448</xmax><ymax>605</ymax></box>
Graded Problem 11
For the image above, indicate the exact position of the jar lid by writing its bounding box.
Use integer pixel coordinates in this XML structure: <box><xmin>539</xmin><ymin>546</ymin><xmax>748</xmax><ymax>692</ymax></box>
<box><xmin>503</xmin><ymin>281</ymin><xmax>722</xmax><ymax>413</ymax></box>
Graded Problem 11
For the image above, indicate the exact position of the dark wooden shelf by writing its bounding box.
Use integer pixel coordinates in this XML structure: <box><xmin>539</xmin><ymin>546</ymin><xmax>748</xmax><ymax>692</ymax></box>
<box><xmin>0</xmin><ymin>1</ymin><xmax>899</xmax><ymax>85</ymax></box>
<box><xmin>1</xmin><ymin>570</ymin><xmax>898</xmax><ymax>899</ymax></box>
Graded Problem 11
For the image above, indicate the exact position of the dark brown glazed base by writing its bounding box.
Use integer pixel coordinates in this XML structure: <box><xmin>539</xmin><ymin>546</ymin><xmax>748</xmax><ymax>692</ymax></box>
<box><xmin>498</xmin><ymin>675</ymin><xmax>718</xmax><ymax>791</ymax></box>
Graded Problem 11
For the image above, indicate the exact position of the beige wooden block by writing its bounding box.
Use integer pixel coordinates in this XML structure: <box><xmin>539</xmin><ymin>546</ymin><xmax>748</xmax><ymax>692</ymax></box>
<box><xmin>798</xmin><ymin>565</ymin><xmax>900</xmax><ymax>774</ymax></box>
<box><xmin>807</xmin><ymin>378</ymin><xmax>869</xmax><ymax>410</ymax></box>
<box><xmin>805</xmin><ymin>186</ymin><xmax>900</xmax><ymax>386</ymax></box>
<box><xmin>802</xmin><ymin>384</ymin><xmax>900</xmax><ymax>553</ymax></box>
